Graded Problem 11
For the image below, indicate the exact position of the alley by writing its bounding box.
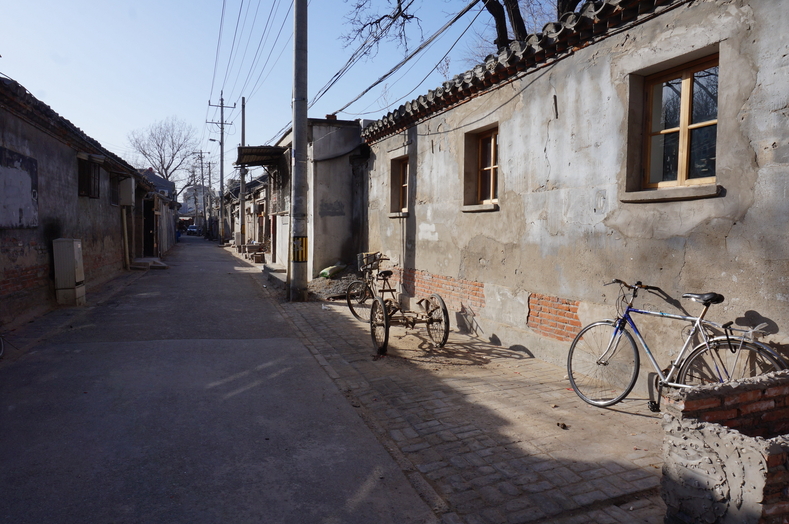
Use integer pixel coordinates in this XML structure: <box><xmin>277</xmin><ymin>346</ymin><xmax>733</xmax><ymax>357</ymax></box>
<box><xmin>0</xmin><ymin>236</ymin><xmax>436</xmax><ymax>524</ymax></box>
<box><xmin>1</xmin><ymin>237</ymin><xmax>666</xmax><ymax>523</ymax></box>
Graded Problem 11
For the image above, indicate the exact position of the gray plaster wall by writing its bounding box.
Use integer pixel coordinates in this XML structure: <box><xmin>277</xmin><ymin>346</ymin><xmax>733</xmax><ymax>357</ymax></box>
<box><xmin>364</xmin><ymin>0</ymin><xmax>789</xmax><ymax>375</ymax></box>
<box><xmin>308</xmin><ymin>121</ymin><xmax>362</xmax><ymax>278</ymax></box>
<box><xmin>1</xmin><ymin>103</ymin><xmax>125</xmax><ymax>327</ymax></box>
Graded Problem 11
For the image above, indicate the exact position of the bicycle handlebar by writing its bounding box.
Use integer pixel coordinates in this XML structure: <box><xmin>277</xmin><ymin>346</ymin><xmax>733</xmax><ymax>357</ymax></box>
<box><xmin>606</xmin><ymin>279</ymin><xmax>660</xmax><ymax>291</ymax></box>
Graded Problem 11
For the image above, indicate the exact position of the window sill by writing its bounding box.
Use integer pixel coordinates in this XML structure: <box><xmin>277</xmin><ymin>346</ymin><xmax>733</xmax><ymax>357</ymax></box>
<box><xmin>388</xmin><ymin>211</ymin><xmax>409</xmax><ymax>219</ymax></box>
<box><xmin>620</xmin><ymin>184</ymin><xmax>722</xmax><ymax>203</ymax></box>
<box><xmin>462</xmin><ymin>203</ymin><xmax>499</xmax><ymax>213</ymax></box>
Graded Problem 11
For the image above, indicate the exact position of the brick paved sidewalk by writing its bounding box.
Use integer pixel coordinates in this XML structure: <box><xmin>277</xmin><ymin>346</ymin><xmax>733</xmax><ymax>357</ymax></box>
<box><xmin>265</xmin><ymin>286</ymin><xmax>667</xmax><ymax>524</ymax></box>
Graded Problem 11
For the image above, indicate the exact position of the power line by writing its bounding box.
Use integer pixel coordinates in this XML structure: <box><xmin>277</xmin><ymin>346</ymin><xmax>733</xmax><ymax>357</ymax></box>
<box><xmin>333</xmin><ymin>0</ymin><xmax>482</xmax><ymax>115</ymax></box>
<box><xmin>344</xmin><ymin>3</ymin><xmax>486</xmax><ymax>117</ymax></box>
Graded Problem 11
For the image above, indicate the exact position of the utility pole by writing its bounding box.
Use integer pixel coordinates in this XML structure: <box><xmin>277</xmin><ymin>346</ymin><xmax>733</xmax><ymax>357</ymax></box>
<box><xmin>291</xmin><ymin>0</ymin><xmax>308</xmax><ymax>301</ymax></box>
<box><xmin>208</xmin><ymin>91</ymin><xmax>235</xmax><ymax>244</ymax></box>
<box><xmin>191</xmin><ymin>168</ymin><xmax>198</xmax><ymax>225</ymax></box>
<box><xmin>207</xmin><ymin>162</ymin><xmax>214</xmax><ymax>239</ymax></box>
<box><xmin>239</xmin><ymin>97</ymin><xmax>247</xmax><ymax>246</ymax></box>
<box><xmin>194</xmin><ymin>151</ymin><xmax>208</xmax><ymax>229</ymax></box>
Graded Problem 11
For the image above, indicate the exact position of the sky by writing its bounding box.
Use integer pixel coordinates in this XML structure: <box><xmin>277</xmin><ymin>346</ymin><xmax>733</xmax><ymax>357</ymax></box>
<box><xmin>2</xmin><ymin>0</ymin><xmax>507</xmax><ymax>192</ymax></box>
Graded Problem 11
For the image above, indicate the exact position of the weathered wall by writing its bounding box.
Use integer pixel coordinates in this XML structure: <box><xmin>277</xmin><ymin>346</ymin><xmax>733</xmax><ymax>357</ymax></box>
<box><xmin>1</xmin><ymin>93</ymin><xmax>125</xmax><ymax>327</ymax></box>
<box><xmin>308</xmin><ymin>121</ymin><xmax>362</xmax><ymax>278</ymax></box>
<box><xmin>661</xmin><ymin>371</ymin><xmax>789</xmax><ymax>523</ymax></box>
<box><xmin>364</xmin><ymin>0</ymin><xmax>789</xmax><ymax>384</ymax></box>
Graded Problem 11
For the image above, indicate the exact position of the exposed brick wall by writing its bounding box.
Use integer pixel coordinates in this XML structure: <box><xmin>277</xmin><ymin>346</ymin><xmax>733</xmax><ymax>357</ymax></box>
<box><xmin>661</xmin><ymin>371</ymin><xmax>789</xmax><ymax>524</ymax></box>
<box><xmin>386</xmin><ymin>269</ymin><xmax>584</xmax><ymax>342</ymax></box>
<box><xmin>388</xmin><ymin>267</ymin><xmax>484</xmax><ymax>312</ymax></box>
<box><xmin>662</xmin><ymin>372</ymin><xmax>789</xmax><ymax>439</ymax></box>
<box><xmin>1</xmin><ymin>264</ymin><xmax>50</xmax><ymax>295</ymax></box>
<box><xmin>527</xmin><ymin>293</ymin><xmax>581</xmax><ymax>342</ymax></box>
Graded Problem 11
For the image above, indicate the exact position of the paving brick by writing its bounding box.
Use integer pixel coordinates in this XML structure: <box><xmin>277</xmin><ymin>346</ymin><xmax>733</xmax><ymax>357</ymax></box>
<box><xmin>275</xmin><ymin>298</ymin><xmax>666</xmax><ymax>524</ymax></box>
<box><xmin>572</xmin><ymin>489</ymin><xmax>609</xmax><ymax>506</ymax></box>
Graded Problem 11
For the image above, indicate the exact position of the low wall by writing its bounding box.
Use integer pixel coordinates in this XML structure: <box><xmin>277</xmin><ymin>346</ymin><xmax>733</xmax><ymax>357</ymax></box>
<box><xmin>661</xmin><ymin>370</ymin><xmax>789</xmax><ymax>523</ymax></box>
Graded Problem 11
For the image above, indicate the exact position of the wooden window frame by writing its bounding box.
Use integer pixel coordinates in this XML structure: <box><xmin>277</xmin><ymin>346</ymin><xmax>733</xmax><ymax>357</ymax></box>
<box><xmin>389</xmin><ymin>156</ymin><xmax>409</xmax><ymax>217</ymax></box>
<box><xmin>398</xmin><ymin>158</ymin><xmax>409</xmax><ymax>212</ymax></box>
<box><xmin>477</xmin><ymin>129</ymin><xmax>499</xmax><ymax>204</ymax></box>
<box><xmin>643</xmin><ymin>55</ymin><xmax>718</xmax><ymax>189</ymax></box>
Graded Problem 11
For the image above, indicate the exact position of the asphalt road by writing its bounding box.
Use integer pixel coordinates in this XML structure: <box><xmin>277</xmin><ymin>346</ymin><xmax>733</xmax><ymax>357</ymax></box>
<box><xmin>0</xmin><ymin>235</ymin><xmax>437</xmax><ymax>523</ymax></box>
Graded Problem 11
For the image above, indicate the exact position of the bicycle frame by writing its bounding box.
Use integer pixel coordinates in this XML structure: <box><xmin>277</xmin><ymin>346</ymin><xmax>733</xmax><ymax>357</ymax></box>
<box><xmin>613</xmin><ymin>305</ymin><xmax>711</xmax><ymax>388</ymax></box>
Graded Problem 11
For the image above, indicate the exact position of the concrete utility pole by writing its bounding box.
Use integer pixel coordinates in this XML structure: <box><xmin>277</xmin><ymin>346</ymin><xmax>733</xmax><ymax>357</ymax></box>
<box><xmin>239</xmin><ymin>97</ymin><xmax>247</xmax><ymax>246</ymax></box>
<box><xmin>290</xmin><ymin>0</ymin><xmax>308</xmax><ymax>301</ymax></box>
<box><xmin>208</xmin><ymin>91</ymin><xmax>235</xmax><ymax>244</ymax></box>
<box><xmin>194</xmin><ymin>151</ymin><xmax>208</xmax><ymax>227</ymax></box>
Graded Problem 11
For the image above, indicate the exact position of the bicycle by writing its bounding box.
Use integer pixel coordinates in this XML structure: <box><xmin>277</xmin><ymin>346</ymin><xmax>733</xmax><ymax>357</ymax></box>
<box><xmin>567</xmin><ymin>279</ymin><xmax>786</xmax><ymax>410</ymax></box>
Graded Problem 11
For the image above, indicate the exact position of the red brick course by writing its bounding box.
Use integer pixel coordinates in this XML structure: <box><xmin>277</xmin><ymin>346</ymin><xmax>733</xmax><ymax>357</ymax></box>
<box><xmin>527</xmin><ymin>293</ymin><xmax>581</xmax><ymax>342</ymax></box>
<box><xmin>389</xmin><ymin>268</ymin><xmax>485</xmax><ymax>313</ymax></box>
<box><xmin>388</xmin><ymin>269</ymin><xmax>583</xmax><ymax>343</ymax></box>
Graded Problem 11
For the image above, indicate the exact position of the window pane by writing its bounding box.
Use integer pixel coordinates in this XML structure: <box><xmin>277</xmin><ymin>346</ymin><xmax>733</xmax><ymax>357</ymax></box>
<box><xmin>479</xmin><ymin>171</ymin><xmax>492</xmax><ymax>202</ymax></box>
<box><xmin>480</xmin><ymin>136</ymin><xmax>492</xmax><ymax>168</ymax></box>
<box><xmin>649</xmin><ymin>132</ymin><xmax>679</xmax><ymax>183</ymax></box>
<box><xmin>688</xmin><ymin>124</ymin><xmax>717</xmax><ymax>179</ymax></box>
<box><xmin>692</xmin><ymin>66</ymin><xmax>718</xmax><ymax>124</ymax></box>
<box><xmin>651</xmin><ymin>78</ymin><xmax>681</xmax><ymax>132</ymax></box>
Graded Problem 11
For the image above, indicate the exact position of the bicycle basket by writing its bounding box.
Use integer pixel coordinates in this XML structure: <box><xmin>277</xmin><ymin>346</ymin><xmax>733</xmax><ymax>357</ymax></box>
<box><xmin>358</xmin><ymin>252</ymin><xmax>382</xmax><ymax>271</ymax></box>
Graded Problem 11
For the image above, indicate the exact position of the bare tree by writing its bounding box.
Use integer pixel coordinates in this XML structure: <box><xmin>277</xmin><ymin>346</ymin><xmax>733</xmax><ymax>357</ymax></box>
<box><xmin>343</xmin><ymin>0</ymin><xmax>581</xmax><ymax>56</ymax></box>
<box><xmin>128</xmin><ymin>116</ymin><xmax>198</xmax><ymax>199</ymax></box>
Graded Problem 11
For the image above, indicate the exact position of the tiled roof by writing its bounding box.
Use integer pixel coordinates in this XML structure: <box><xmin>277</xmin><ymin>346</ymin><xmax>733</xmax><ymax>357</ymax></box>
<box><xmin>0</xmin><ymin>77</ymin><xmax>141</xmax><ymax>180</ymax></box>
<box><xmin>361</xmin><ymin>0</ymin><xmax>683</xmax><ymax>143</ymax></box>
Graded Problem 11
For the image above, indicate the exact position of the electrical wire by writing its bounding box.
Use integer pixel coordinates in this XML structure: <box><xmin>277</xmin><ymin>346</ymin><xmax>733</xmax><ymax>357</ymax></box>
<box><xmin>343</xmin><ymin>3</ymin><xmax>485</xmax><ymax>117</ymax></box>
<box><xmin>333</xmin><ymin>0</ymin><xmax>482</xmax><ymax>115</ymax></box>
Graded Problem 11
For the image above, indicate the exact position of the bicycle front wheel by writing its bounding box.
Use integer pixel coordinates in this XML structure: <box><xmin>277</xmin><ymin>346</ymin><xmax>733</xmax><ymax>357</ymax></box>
<box><xmin>678</xmin><ymin>338</ymin><xmax>784</xmax><ymax>386</ymax></box>
<box><xmin>370</xmin><ymin>296</ymin><xmax>389</xmax><ymax>356</ymax></box>
<box><xmin>567</xmin><ymin>321</ymin><xmax>640</xmax><ymax>407</ymax></box>
<box><xmin>347</xmin><ymin>280</ymin><xmax>373</xmax><ymax>322</ymax></box>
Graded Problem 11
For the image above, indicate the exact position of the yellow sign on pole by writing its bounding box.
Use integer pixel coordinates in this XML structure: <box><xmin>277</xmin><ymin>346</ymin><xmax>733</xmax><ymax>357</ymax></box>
<box><xmin>292</xmin><ymin>236</ymin><xmax>308</xmax><ymax>263</ymax></box>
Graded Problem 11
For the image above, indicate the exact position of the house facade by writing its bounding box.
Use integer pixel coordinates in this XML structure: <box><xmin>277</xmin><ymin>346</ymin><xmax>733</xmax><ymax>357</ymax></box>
<box><xmin>237</xmin><ymin>118</ymin><xmax>367</xmax><ymax>286</ymax></box>
<box><xmin>361</xmin><ymin>0</ymin><xmax>789</xmax><ymax>383</ymax></box>
<box><xmin>0</xmin><ymin>78</ymin><xmax>169</xmax><ymax>327</ymax></box>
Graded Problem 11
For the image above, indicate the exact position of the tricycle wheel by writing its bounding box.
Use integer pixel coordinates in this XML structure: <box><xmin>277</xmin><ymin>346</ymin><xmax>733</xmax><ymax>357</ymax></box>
<box><xmin>426</xmin><ymin>294</ymin><xmax>449</xmax><ymax>348</ymax></box>
<box><xmin>346</xmin><ymin>280</ymin><xmax>373</xmax><ymax>322</ymax></box>
<box><xmin>370</xmin><ymin>296</ymin><xmax>389</xmax><ymax>355</ymax></box>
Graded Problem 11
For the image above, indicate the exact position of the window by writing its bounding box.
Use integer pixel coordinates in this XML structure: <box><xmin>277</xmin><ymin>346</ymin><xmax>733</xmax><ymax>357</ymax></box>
<box><xmin>78</xmin><ymin>158</ymin><xmax>100</xmax><ymax>198</ymax></box>
<box><xmin>389</xmin><ymin>157</ymin><xmax>409</xmax><ymax>216</ymax></box>
<box><xmin>110</xmin><ymin>175</ymin><xmax>120</xmax><ymax>206</ymax></box>
<box><xmin>463</xmin><ymin>125</ymin><xmax>499</xmax><ymax>212</ymax></box>
<box><xmin>644</xmin><ymin>56</ymin><xmax>718</xmax><ymax>188</ymax></box>
<box><xmin>477</xmin><ymin>130</ymin><xmax>498</xmax><ymax>202</ymax></box>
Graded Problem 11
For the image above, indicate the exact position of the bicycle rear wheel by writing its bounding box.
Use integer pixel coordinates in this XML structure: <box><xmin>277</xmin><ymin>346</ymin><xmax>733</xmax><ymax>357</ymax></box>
<box><xmin>347</xmin><ymin>280</ymin><xmax>373</xmax><ymax>322</ymax></box>
<box><xmin>678</xmin><ymin>338</ymin><xmax>784</xmax><ymax>386</ymax></box>
<box><xmin>370</xmin><ymin>296</ymin><xmax>389</xmax><ymax>356</ymax></box>
<box><xmin>567</xmin><ymin>321</ymin><xmax>640</xmax><ymax>407</ymax></box>
<box><xmin>426</xmin><ymin>294</ymin><xmax>449</xmax><ymax>348</ymax></box>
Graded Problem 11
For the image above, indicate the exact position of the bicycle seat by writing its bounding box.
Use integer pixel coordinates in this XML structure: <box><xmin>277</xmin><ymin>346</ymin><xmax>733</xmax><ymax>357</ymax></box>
<box><xmin>378</xmin><ymin>270</ymin><xmax>393</xmax><ymax>279</ymax></box>
<box><xmin>682</xmin><ymin>292</ymin><xmax>724</xmax><ymax>306</ymax></box>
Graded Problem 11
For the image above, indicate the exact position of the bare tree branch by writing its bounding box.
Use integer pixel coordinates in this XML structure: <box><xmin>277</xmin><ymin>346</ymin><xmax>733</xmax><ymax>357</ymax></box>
<box><xmin>556</xmin><ymin>0</ymin><xmax>582</xmax><ymax>17</ymax></box>
<box><xmin>127</xmin><ymin>116</ymin><xmax>198</xmax><ymax>198</ymax></box>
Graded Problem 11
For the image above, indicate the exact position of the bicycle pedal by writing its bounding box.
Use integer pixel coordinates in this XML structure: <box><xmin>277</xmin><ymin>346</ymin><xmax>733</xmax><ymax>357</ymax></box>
<box><xmin>647</xmin><ymin>401</ymin><xmax>661</xmax><ymax>413</ymax></box>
